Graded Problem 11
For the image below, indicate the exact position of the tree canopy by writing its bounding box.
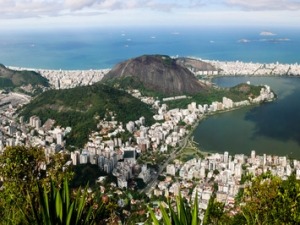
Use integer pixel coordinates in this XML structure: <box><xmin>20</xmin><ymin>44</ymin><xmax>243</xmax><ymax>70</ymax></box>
<box><xmin>19</xmin><ymin>83</ymin><xmax>154</xmax><ymax>148</ymax></box>
<box><xmin>0</xmin><ymin>146</ymin><xmax>73</xmax><ymax>224</ymax></box>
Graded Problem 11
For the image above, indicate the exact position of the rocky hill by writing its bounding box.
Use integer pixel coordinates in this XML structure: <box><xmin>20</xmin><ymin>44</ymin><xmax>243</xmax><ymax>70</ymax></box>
<box><xmin>102</xmin><ymin>55</ymin><xmax>208</xmax><ymax>96</ymax></box>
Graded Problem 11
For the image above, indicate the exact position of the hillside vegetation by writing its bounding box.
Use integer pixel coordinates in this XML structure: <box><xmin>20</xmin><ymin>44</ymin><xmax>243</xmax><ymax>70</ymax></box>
<box><xmin>167</xmin><ymin>83</ymin><xmax>263</xmax><ymax>109</ymax></box>
<box><xmin>0</xmin><ymin>64</ymin><xmax>49</xmax><ymax>94</ymax></box>
<box><xmin>19</xmin><ymin>83</ymin><xmax>154</xmax><ymax>147</ymax></box>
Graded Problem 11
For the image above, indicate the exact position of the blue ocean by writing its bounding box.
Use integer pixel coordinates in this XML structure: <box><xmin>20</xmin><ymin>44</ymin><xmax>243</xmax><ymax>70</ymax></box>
<box><xmin>0</xmin><ymin>26</ymin><xmax>300</xmax><ymax>69</ymax></box>
<box><xmin>2</xmin><ymin>26</ymin><xmax>300</xmax><ymax>157</ymax></box>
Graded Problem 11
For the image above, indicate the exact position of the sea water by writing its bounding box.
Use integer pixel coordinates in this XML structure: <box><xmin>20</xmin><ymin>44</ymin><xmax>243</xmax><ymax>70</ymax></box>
<box><xmin>0</xmin><ymin>26</ymin><xmax>300</xmax><ymax>69</ymax></box>
<box><xmin>1</xmin><ymin>26</ymin><xmax>300</xmax><ymax>157</ymax></box>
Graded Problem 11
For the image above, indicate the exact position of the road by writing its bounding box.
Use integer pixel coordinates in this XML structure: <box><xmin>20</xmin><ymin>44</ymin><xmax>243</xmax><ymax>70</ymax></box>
<box><xmin>141</xmin><ymin>121</ymin><xmax>199</xmax><ymax>194</ymax></box>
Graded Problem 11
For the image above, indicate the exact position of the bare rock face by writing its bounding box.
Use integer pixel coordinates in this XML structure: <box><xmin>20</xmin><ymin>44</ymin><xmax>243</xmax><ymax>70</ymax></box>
<box><xmin>102</xmin><ymin>55</ymin><xmax>208</xmax><ymax>95</ymax></box>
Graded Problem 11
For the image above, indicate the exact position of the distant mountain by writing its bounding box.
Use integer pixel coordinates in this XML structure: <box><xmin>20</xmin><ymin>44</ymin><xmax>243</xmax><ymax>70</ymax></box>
<box><xmin>0</xmin><ymin>64</ymin><xmax>49</xmax><ymax>94</ymax></box>
<box><xmin>19</xmin><ymin>83</ymin><xmax>154</xmax><ymax>148</ymax></box>
<box><xmin>175</xmin><ymin>57</ymin><xmax>217</xmax><ymax>73</ymax></box>
<box><xmin>102</xmin><ymin>55</ymin><xmax>208</xmax><ymax>96</ymax></box>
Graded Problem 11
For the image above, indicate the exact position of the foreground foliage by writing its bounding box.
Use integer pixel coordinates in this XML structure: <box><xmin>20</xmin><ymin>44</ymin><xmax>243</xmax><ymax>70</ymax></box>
<box><xmin>25</xmin><ymin>180</ymin><xmax>105</xmax><ymax>225</ymax></box>
<box><xmin>208</xmin><ymin>172</ymin><xmax>300</xmax><ymax>225</ymax></box>
<box><xmin>148</xmin><ymin>193</ymin><xmax>200</xmax><ymax>225</ymax></box>
<box><xmin>2</xmin><ymin>146</ymin><xmax>300</xmax><ymax>225</ymax></box>
<box><xmin>236</xmin><ymin>172</ymin><xmax>300</xmax><ymax>225</ymax></box>
<box><xmin>0</xmin><ymin>146</ymin><xmax>73</xmax><ymax>224</ymax></box>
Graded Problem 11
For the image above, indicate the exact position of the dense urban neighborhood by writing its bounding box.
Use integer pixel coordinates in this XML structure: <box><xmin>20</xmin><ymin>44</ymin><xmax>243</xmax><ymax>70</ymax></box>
<box><xmin>2</xmin><ymin>58</ymin><xmax>300</xmax><ymax>224</ymax></box>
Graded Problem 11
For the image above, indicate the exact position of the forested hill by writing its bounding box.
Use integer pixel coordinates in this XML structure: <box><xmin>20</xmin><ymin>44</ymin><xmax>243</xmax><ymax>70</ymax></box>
<box><xmin>19</xmin><ymin>83</ymin><xmax>154</xmax><ymax>147</ymax></box>
<box><xmin>0</xmin><ymin>64</ymin><xmax>49</xmax><ymax>93</ymax></box>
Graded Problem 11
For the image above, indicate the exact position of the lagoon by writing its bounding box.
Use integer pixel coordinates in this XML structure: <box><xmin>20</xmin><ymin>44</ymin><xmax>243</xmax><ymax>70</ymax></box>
<box><xmin>193</xmin><ymin>76</ymin><xmax>300</xmax><ymax>158</ymax></box>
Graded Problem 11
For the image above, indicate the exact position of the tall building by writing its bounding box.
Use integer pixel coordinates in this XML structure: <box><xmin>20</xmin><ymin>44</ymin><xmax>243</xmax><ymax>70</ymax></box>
<box><xmin>56</xmin><ymin>132</ymin><xmax>63</xmax><ymax>145</ymax></box>
<box><xmin>35</xmin><ymin>118</ymin><xmax>42</xmax><ymax>129</ymax></box>
<box><xmin>223</xmin><ymin>97</ymin><xmax>234</xmax><ymax>109</ymax></box>
<box><xmin>209</xmin><ymin>160</ymin><xmax>216</xmax><ymax>171</ymax></box>
<box><xmin>224</xmin><ymin>151</ymin><xmax>229</xmax><ymax>163</ymax></box>
<box><xmin>229</xmin><ymin>161</ymin><xmax>235</xmax><ymax>172</ymax></box>
<box><xmin>263</xmin><ymin>154</ymin><xmax>267</xmax><ymax>166</ymax></box>
<box><xmin>166</xmin><ymin>164</ymin><xmax>176</xmax><ymax>176</ymax></box>
<box><xmin>98</xmin><ymin>155</ymin><xmax>105</xmax><ymax>169</ymax></box>
<box><xmin>71</xmin><ymin>151</ymin><xmax>80</xmax><ymax>165</ymax></box>
<box><xmin>251</xmin><ymin>150</ymin><xmax>256</xmax><ymax>160</ymax></box>
<box><xmin>235</xmin><ymin>163</ymin><xmax>242</xmax><ymax>179</ymax></box>
<box><xmin>80</xmin><ymin>153</ymin><xmax>88</xmax><ymax>164</ymax></box>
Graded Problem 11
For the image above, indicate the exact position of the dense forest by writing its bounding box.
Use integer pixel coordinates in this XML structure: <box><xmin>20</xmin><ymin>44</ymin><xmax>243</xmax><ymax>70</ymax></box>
<box><xmin>19</xmin><ymin>83</ymin><xmax>154</xmax><ymax>148</ymax></box>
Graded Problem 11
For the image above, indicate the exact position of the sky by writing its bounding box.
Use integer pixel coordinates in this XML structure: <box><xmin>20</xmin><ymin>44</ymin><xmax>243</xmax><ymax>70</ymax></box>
<box><xmin>1</xmin><ymin>0</ymin><xmax>300</xmax><ymax>29</ymax></box>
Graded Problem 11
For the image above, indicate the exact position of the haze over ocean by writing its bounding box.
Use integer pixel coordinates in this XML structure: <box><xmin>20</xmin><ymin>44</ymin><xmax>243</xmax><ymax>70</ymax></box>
<box><xmin>0</xmin><ymin>26</ymin><xmax>300</xmax><ymax>70</ymax></box>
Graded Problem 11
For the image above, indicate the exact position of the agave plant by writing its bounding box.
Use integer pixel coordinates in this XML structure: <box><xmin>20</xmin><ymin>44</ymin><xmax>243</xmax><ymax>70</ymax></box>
<box><xmin>24</xmin><ymin>179</ymin><xmax>103</xmax><ymax>225</ymax></box>
<box><xmin>149</xmin><ymin>193</ymin><xmax>200</xmax><ymax>225</ymax></box>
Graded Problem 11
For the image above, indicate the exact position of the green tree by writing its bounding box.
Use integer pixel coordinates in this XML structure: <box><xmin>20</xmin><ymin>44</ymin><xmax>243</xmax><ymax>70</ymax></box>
<box><xmin>239</xmin><ymin>173</ymin><xmax>282</xmax><ymax>224</ymax></box>
<box><xmin>232</xmin><ymin>172</ymin><xmax>300</xmax><ymax>225</ymax></box>
<box><xmin>203</xmin><ymin>196</ymin><xmax>229</xmax><ymax>225</ymax></box>
<box><xmin>0</xmin><ymin>146</ymin><xmax>73</xmax><ymax>224</ymax></box>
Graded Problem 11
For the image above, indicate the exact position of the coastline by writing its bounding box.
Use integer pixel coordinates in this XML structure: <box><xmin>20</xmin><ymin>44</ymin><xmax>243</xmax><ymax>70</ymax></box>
<box><xmin>5</xmin><ymin>58</ymin><xmax>300</xmax><ymax>90</ymax></box>
<box><xmin>205</xmin><ymin>59</ymin><xmax>300</xmax><ymax>76</ymax></box>
<box><xmin>7</xmin><ymin>66</ymin><xmax>110</xmax><ymax>89</ymax></box>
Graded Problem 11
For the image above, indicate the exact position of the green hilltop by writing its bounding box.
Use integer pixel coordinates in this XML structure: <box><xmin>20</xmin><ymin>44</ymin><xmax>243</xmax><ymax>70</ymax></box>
<box><xmin>0</xmin><ymin>64</ymin><xmax>49</xmax><ymax>94</ymax></box>
<box><xmin>19</xmin><ymin>83</ymin><xmax>154</xmax><ymax>148</ymax></box>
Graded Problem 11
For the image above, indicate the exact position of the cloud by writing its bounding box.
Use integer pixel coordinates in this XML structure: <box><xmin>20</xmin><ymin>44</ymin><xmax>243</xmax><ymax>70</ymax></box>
<box><xmin>0</xmin><ymin>0</ymin><xmax>299</xmax><ymax>25</ymax></box>
<box><xmin>64</xmin><ymin>0</ymin><xmax>104</xmax><ymax>11</ymax></box>
<box><xmin>0</xmin><ymin>0</ymin><xmax>193</xmax><ymax>19</ymax></box>
<box><xmin>0</xmin><ymin>0</ymin><xmax>61</xmax><ymax>18</ymax></box>
<box><xmin>225</xmin><ymin>0</ymin><xmax>300</xmax><ymax>11</ymax></box>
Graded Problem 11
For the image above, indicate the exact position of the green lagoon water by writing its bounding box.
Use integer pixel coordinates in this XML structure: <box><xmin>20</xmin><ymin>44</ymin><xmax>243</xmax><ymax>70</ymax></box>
<box><xmin>193</xmin><ymin>76</ymin><xmax>300</xmax><ymax>158</ymax></box>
